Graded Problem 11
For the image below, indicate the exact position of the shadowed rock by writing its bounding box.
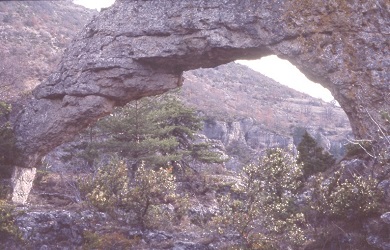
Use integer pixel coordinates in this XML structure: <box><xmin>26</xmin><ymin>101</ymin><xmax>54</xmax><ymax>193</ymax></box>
<box><xmin>13</xmin><ymin>0</ymin><xmax>390</xmax><ymax>170</ymax></box>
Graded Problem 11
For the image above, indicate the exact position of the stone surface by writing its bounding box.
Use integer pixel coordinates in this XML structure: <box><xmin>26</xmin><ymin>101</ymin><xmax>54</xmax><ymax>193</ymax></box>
<box><xmin>11</xmin><ymin>167</ymin><xmax>36</xmax><ymax>204</ymax></box>
<box><xmin>365</xmin><ymin>217</ymin><xmax>390</xmax><ymax>249</ymax></box>
<box><xmin>3</xmin><ymin>209</ymin><xmax>109</xmax><ymax>249</ymax></box>
<box><xmin>11</xmin><ymin>0</ymin><xmax>390</xmax><ymax>170</ymax></box>
<box><xmin>0</xmin><ymin>208</ymin><xmax>219</xmax><ymax>249</ymax></box>
<box><xmin>381</xmin><ymin>212</ymin><xmax>390</xmax><ymax>224</ymax></box>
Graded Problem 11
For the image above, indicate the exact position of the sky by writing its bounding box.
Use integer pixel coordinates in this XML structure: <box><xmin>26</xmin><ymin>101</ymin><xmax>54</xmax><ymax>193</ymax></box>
<box><xmin>73</xmin><ymin>0</ymin><xmax>334</xmax><ymax>102</ymax></box>
<box><xmin>236</xmin><ymin>57</ymin><xmax>334</xmax><ymax>102</ymax></box>
<box><xmin>73</xmin><ymin>0</ymin><xmax>115</xmax><ymax>10</ymax></box>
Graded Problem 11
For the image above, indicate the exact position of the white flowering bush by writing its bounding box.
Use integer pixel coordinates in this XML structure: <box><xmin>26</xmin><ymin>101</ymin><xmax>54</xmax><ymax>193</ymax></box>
<box><xmin>80</xmin><ymin>157</ymin><xmax>178</xmax><ymax>229</ymax></box>
<box><xmin>125</xmin><ymin>164</ymin><xmax>177</xmax><ymax>228</ymax></box>
<box><xmin>212</xmin><ymin>148</ymin><xmax>308</xmax><ymax>249</ymax></box>
<box><xmin>81</xmin><ymin>157</ymin><xmax>129</xmax><ymax>211</ymax></box>
<box><xmin>311</xmin><ymin>170</ymin><xmax>383</xmax><ymax>220</ymax></box>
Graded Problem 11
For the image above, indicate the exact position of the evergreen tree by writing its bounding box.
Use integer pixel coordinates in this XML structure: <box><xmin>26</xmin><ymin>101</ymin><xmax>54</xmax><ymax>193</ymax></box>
<box><xmin>85</xmin><ymin>92</ymin><xmax>224</xmax><ymax>169</ymax></box>
<box><xmin>0</xmin><ymin>102</ymin><xmax>16</xmax><ymax>178</ymax></box>
<box><xmin>297</xmin><ymin>131</ymin><xmax>335</xmax><ymax>178</ymax></box>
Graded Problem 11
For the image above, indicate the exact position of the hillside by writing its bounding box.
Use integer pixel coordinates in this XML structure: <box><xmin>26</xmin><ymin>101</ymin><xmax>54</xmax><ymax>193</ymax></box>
<box><xmin>179</xmin><ymin>63</ymin><xmax>351</xmax><ymax>163</ymax></box>
<box><xmin>182</xmin><ymin>62</ymin><xmax>350</xmax><ymax>136</ymax></box>
<box><xmin>0</xmin><ymin>1</ymin><xmax>96</xmax><ymax>101</ymax></box>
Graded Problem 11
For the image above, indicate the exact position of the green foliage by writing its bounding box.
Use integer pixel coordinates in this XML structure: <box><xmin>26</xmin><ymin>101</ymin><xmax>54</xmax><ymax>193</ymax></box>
<box><xmin>0</xmin><ymin>180</ymin><xmax>11</xmax><ymax>200</ymax></box>
<box><xmin>81</xmin><ymin>157</ymin><xmax>129</xmax><ymax>212</ymax></box>
<box><xmin>189</xmin><ymin>142</ymin><xmax>225</xmax><ymax>164</ymax></box>
<box><xmin>125</xmin><ymin>162</ymin><xmax>177</xmax><ymax>229</ymax></box>
<box><xmin>0</xmin><ymin>200</ymin><xmax>21</xmax><ymax>242</ymax></box>
<box><xmin>292</xmin><ymin>126</ymin><xmax>307</xmax><ymax>146</ymax></box>
<box><xmin>213</xmin><ymin>148</ymin><xmax>308</xmax><ymax>249</ymax></box>
<box><xmin>83</xmin><ymin>231</ymin><xmax>140</xmax><ymax>250</ymax></box>
<box><xmin>345</xmin><ymin>141</ymin><xmax>373</xmax><ymax>158</ymax></box>
<box><xmin>297</xmin><ymin>131</ymin><xmax>335</xmax><ymax>178</ymax></box>
<box><xmin>83</xmin><ymin>92</ymin><xmax>224</xmax><ymax>170</ymax></box>
<box><xmin>0</xmin><ymin>102</ymin><xmax>17</xmax><ymax>178</ymax></box>
<box><xmin>0</xmin><ymin>102</ymin><xmax>11</xmax><ymax>115</ymax></box>
<box><xmin>380</xmin><ymin>110</ymin><xmax>390</xmax><ymax>125</ymax></box>
<box><xmin>310</xmin><ymin>170</ymin><xmax>383</xmax><ymax>220</ymax></box>
<box><xmin>81</xmin><ymin>157</ymin><xmax>180</xmax><ymax>229</ymax></box>
<box><xmin>225</xmin><ymin>141</ymin><xmax>253</xmax><ymax>164</ymax></box>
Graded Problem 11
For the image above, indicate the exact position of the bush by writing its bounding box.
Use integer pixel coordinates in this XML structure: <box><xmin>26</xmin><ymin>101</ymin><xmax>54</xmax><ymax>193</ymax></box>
<box><xmin>81</xmin><ymin>157</ymin><xmax>129</xmax><ymax>212</ymax></box>
<box><xmin>297</xmin><ymin>131</ymin><xmax>335</xmax><ymax>178</ymax></box>
<box><xmin>345</xmin><ymin>141</ymin><xmax>373</xmax><ymax>158</ymax></box>
<box><xmin>83</xmin><ymin>231</ymin><xmax>140</xmax><ymax>249</ymax></box>
<box><xmin>81</xmin><ymin>156</ymin><xmax>180</xmax><ymax>229</ymax></box>
<box><xmin>311</xmin><ymin>170</ymin><xmax>383</xmax><ymax>220</ymax></box>
<box><xmin>125</xmin><ymin>163</ymin><xmax>177</xmax><ymax>229</ymax></box>
<box><xmin>0</xmin><ymin>180</ymin><xmax>12</xmax><ymax>200</ymax></box>
<box><xmin>212</xmin><ymin>148</ymin><xmax>308</xmax><ymax>249</ymax></box>
<box><xmin>0</xmin><ymin>200</ymin><xmax>21</xmax><ymax>243</ymax></box>
<box><xmin>0</xmin><ymin>102</ymin><xmax>17</xmax><ymax>178</ymax></box>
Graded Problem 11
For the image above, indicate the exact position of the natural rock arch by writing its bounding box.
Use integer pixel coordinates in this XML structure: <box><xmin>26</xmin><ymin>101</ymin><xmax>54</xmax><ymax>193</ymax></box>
<box><xmin>12</xmin><ymin>0</ymin><xmax>390</xmax><ymax>171</ymax></box>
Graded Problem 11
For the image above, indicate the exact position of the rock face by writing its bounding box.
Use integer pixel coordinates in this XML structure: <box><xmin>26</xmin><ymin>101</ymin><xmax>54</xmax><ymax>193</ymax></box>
<box><xmin>11</xmin><ymin>167</ymin><xmax>36</xmax><ymax>204</ymax></box>
<box><xmin>4</xmin><ymin>208</ymin><xmax>218</xmax><ymax>249</ymax></box>
<box><xmin>13</xmin><ymin>0</ymin><xmax>390</xmax><ymax>169</ymax></box>
<box><xmin>202</xmin><ymin>118</ymin><xmax>291</xmax><ymax>169</ymax></box>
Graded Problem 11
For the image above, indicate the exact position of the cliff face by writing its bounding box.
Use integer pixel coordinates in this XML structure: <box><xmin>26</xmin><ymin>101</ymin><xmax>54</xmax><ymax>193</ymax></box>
<box><xmin>12</xmin><ymin>0</ymin><xmax>389</xmax><ymax>170</ymax></box>
<box><xmin>179</xmin><ymin>62</ymin><xmax>351</xmax><ymax>168</ymax></box>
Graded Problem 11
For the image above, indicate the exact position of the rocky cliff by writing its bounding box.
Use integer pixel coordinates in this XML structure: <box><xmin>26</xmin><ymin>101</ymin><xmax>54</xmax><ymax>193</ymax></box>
<box><xmin>11</xmin><ymin>0</ymin><xmax>390</xmax><ymax>172</ymax></box>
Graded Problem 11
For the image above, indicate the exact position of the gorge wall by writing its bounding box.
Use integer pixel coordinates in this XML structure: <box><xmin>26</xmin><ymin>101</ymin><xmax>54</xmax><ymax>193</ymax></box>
<box><xmin>12</xmin><ymin>0</ymin><xmax>390</xmax><ymax>171</ymax></box>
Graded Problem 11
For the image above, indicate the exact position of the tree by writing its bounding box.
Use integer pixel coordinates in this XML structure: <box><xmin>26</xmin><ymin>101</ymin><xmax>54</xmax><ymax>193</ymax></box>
<box><xmin>84</xmin><ymin>91</ymin><xmax>224</xmax><ymax>170</ymax></box>
<box><xmin>213</xmin><ymin>148</ymin><xmax>308</xmax><ymax>249</ymax></box>
<box><xmin>0</xmin><ymin>101</ymin><xmax>16</xmax><ymax>178</ymax></box>
<box><xmin>297</xmin><ymin>131</ymin><xmax>335</xmax><ymax>178</ymax></box>
<box><xmin>81</xmin><ymin>156</ymin><xmax>178</xmax><ymax>229</ymax></box>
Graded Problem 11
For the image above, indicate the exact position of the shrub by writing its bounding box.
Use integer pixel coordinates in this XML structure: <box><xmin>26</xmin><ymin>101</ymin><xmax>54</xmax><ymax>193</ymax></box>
<box><xmin>345</xmin><ymin>141</ymin><xmax>373</xmax><ymax>158</ymax></box>
<box><xmin>297</xmin><ymin>131</ymin><xmax>335</xmax><ymax>178</ymax></box>
<box><xmin>0</xmin><ymin>102</ymin><xmax>17</xmax><ymax>178</ymax></box>
<box><xmin>0</xmin><ymin>179</ymin><xmax>12</xmax><ymax>200</ymax></box>
<box><xmin>0</xmin><ymin>200</ymin><xmax>21</xmax><ymax>243</ymax></box>
<box><xmin>81</xmin><ymin>156</ymin><xmax>179</xmax><ymax>229</ymax></box>
<box><xmin>212</xmin><ymin>148</ymin><xmax>308</xmax><ymax>249</ymax></box>
<box><xmin>82</xmin><ymin>157</ymin><xmax>129</xmax><ymax>212</ymax></box>
<box><xmin>311</xmin><ymin>171</ymin><xmax>383</xmax><ymax>220</ymax></box>
<box><xmin>124</xmin><ymin>163</ymin><xmax>177</xmax><ymax>229</ymax></box>
<box><xmin>83</xmin><ymin>231</ymin><xmax>140</xmax><ymax>249</ymax></box>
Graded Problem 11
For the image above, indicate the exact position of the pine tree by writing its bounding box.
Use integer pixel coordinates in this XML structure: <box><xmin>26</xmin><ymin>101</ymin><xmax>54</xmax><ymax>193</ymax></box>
<box><xmin>297</xmin><ymin>131</ymin><xmax>335</xmax><ymax>178</ymax></box>
<box><xmin>85</xmin><ymin>91</ymin><xmax>224</xmax><ymax>169</ymax></box>
<box><xmin>0</xmin><ymin>102</ymin><xmax>16</xmax><ymax>178</ymax></box>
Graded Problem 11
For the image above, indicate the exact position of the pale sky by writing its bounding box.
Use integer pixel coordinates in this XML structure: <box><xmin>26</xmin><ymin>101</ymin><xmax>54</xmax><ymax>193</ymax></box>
<box><xmin>73</xmin><ymin>0</ymin><xmax>115</xmax><ymax>10</ymax></box>
<box><xmin>237</xmin><ymin>57</ymin><xmax>334</xmax><ymax>102</ymax></box>
<box><xmin>73</xmin><ymin>0</ymin><xmax>334</xmax><ymax>102</ymax></box>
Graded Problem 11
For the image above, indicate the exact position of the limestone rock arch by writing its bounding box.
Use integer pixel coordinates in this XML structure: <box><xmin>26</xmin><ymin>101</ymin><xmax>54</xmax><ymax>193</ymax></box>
<box><xmin>13</xmin><ymin>0</ymin><xmax>390</xmax><ymax>170</ymax></box>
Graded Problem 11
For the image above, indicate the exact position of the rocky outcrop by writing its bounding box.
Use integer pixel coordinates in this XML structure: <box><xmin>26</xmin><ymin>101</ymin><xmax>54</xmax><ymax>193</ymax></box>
<box><xmin>203</xmin><ymin>118</ymin><xmax>291</xmax><ymax>149</ymax></box>
<box><xmin>11</xmin><ymin>0</ymin><xmax>390</xmax><ymax>171</ymax></box>
<box><xmin>3</xmin><ymin>208</ymin><xmax>219</xmax><ymax>249</ymax></box>
<box><xmin>202</xmin><ymin>117</ymin><xmax>291</xmax><ymax>169</ymax></box>
<box><xmin>11</xmin><ymin>167</ymin><xmax>36</xmax><ymax>204</ymax></box>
